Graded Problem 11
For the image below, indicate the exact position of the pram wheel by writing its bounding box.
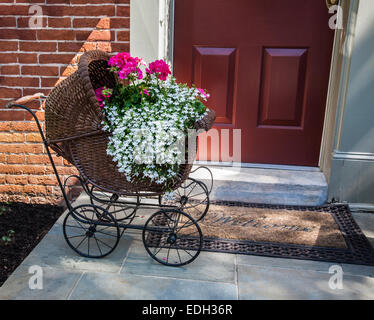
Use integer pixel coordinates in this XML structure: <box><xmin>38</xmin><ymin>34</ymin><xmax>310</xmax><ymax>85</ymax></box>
<box><xmin>63</xmin><ymin>204</ymin><xmax>120</xmax><ymax>258</ymax></box>
<box><xmin>142</xmin><ymin>209</ymin><xmax>203</xmax><ymax>267</ymax></box>
<box><xmin>88</xmin><ymin>185</ymin><xmax>139</xmax><ymax>222</ymax></box>
<box><xmin>159</xmin><ymin>178</ymin><xmax>209</xmax><ymax>222</ymax></box>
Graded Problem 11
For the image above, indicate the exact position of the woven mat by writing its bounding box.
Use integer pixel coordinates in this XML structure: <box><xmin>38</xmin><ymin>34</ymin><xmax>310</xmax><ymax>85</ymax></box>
<box><xmin>196</xmin><ymin>202</ymin><xmax>374</xmax><ymax>266</ymax></box>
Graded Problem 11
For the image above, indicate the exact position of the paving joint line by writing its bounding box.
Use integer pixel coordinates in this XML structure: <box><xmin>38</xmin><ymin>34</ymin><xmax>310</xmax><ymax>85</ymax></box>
<box><xmin>66</xmin><ymin>271</ymin><xmax>85</xmax><ymax>300</ymax></box>
<box><xmin>118</xmin><ymin>241</ymin><xmax>134</xmax><ymax>274</ymax></box>
<box><xmin>234</xmin><ymin>255</ymin><xmax>239</xmax><ymax>300</ymax></box>
<box><xmin>235</xmin><ymin>262</ymin><xmax>374</xmax><ymax>278</ymax></box>
<box><xmin>94</xmin><ymin>269</ymin><xmax>237</xmax><ymax>285</ymax></box>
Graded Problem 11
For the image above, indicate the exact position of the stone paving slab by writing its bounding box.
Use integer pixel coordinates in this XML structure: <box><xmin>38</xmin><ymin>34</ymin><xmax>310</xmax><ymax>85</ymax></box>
<box><xmin>0</xmin><ymin>264</ymin><xmax>82</xmax><ymax>300</ymax></box>
<box><xmin>19</xmin><ymin>232</ymin><xmax>132</xmax><ymax>274</ymax></box>
<box><xmin>69</xmin><ymin>271</ymin><xmax>238</xmax><ymax>300</ymax></box>
<box><xmin>236</xmin><ymin>255</ymin><xmax>374</xmax><ymax>278</ymax></box>
<box><xmin>190</xmin><ymin>166</ymin><xmax>328</xmax><ymax>206</ymax></box>
<box><xmin>237</xmin><ymin>264</ymin><xmax>374</xmax><ymax>300</ymax></box>
<box><xmin>121</xmin><ymin>239</ymin><xmax>236</xmax><ymax>283</ymax></box>
<box><xmin>352</xmin><ymin>211</ymin><xmax>374</xmax><ymax>247</ymax></box>
<box><xmin>2</xmin><ymin>193</ymin><xmax>374</xmax><ymax>300</ymax></box>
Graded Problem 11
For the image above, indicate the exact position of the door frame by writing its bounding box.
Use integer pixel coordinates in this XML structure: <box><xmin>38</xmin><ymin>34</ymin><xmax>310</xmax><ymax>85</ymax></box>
<box><xmin>130</xmin><ymin>0</ymin><xmax>359</xmax><ymax>179</ymax></box>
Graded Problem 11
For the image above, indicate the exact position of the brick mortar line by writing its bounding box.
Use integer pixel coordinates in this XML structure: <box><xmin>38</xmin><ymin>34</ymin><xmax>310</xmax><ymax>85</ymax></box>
<box><xmin>0</xmin><ymin>76</ymin><xmax>41</xmax><ymax>79</ymax></box>
<box><xmin>0</xmin><ymin>49</ymin><xmax>127</xmax><ymax>53</ymax></box>
<box><xmin>10</xmin><ymin>15</ymin><xmax>129</xmax><ymax>18</ymax></box>
<box><xmin>1</xmin><ymin>85</ymin><xmax>54</xmax><ymax>88</ymax></box>
<box><xmin>0</xmin><ymin>132</ymin><xmax>45</xmax><ymax>135</ymax></box>
<box><xmin>2</xmin><ymin>74</ymin><xmax>70</xmax><ymax>77</ymax></box>
<box><xmin>0</xmin><ymin>183</ymin><xmax>59</xmax><ymax>185</ymax></box>
<box><xmin>0</xmin><ymin>27</ymin><xmax>130</xmax><ymax>30</ymax></box>
<box><xmin>0</xmin><ymin>39</ymin><xmax>130</xmax><ymax>42</ymax></box>
<box><xmin>0</xmin><ymin>4</ymin><xmax>130</xmax><ymax>6</ymax></box>
<box><xmin>1</xmin><ymin>15</ymin><xmax>130</xmax><ymax>18</ymax></box>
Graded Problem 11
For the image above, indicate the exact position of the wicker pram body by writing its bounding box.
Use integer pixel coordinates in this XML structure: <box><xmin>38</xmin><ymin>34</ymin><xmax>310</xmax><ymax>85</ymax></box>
<box><xmin>45</xmin><ymin>50</ymin><xmax>216</xmax><ymax>196</ymax></box>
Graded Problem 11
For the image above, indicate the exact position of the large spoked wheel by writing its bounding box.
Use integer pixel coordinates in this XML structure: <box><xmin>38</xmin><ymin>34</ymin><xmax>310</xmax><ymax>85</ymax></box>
<box><xmin>89</xmin><ymin>185</ymin><xmax>139</xmax><ymax>222</ymax></box>
<box><xmin>63</xmin><ymin>204</ymin><xmax>120</xmax><ymax>258</ymax></box>
<box><xmin>190</xmin><ymin>166</ymin><xmax>213</xmax><ymax>196</ymax></box>
<box><xmin>159</xmin><ymin>178</ymin><xmax>209</xmax><ymax>222</ymax></box>
<box><xmin>142</xmin><ymin>209</ymin><xmax>203</xmax><ymax>267</ymax></box>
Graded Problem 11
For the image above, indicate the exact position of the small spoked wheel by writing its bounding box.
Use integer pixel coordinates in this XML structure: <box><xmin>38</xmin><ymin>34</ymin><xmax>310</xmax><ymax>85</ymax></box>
<box><xmin>63</xmin><ymin>204</ymin><xmax>120</xmax><ymax>258</ymax></box>
<box><xmin>142</xmin><ymin>209</ymin><xmax>203</xmax><ymax>267</ymax></box>
<box><xmin>159</xmin><ymin>178</ymin><xmax>209</xmax><ymax>222</ymax></box>
<box><xmin>89</xmin><ymin>185</ymin><xmax>139</xmax><ymax>222</ymax></box>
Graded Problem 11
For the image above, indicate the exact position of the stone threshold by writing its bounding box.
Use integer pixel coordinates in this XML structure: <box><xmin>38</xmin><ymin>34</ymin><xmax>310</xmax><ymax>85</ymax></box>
<box><xmin>190</xmin><ymin>165</ymin><xmax>328</xmax><ymax>206</ymax></box>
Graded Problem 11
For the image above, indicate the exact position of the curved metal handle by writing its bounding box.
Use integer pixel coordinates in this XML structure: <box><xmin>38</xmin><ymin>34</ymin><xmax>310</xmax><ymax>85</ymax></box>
<box><xmin>6</xmin><ymin>102</ymin><xmax>72</xmax><ymax>210</ymax></box>
<box><xmin>6</xmin><ymin>92</ymin><xmax>46</xmax><ymax>108</ymax></box>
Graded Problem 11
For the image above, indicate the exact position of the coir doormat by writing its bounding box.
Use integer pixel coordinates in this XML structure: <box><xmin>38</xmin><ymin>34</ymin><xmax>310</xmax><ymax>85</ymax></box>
<box><xmin>195</xmin><ymin>202</ymin><xmax>374</xmax><ymax>266</ymax></box>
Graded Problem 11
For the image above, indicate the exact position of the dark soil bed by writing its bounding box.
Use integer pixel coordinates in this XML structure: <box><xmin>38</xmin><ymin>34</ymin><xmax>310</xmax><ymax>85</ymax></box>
<box><xmin>0</xmin><ymin>202</ymin><xmax>64</xmax><ymax>286</ymax></box>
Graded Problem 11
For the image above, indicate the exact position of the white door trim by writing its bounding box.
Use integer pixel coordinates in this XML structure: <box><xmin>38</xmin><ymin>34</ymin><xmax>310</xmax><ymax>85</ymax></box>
<box><xmin>130</xmin><ymin>0</ymin><xmax>174</xmax><ymax>64</ymax></box>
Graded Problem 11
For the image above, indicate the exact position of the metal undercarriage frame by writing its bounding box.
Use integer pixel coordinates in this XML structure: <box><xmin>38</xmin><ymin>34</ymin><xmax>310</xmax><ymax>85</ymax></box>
<box><xmin>9</xmin><ymin>102</ymin><xmax>213</xmax><ymax>267</ymax></box>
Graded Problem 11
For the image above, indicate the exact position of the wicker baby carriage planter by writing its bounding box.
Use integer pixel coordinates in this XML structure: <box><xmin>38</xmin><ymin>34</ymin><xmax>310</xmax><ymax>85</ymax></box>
<box><xmin>7</xmin><ymin>50</ymin><xmax>216</xmax><ymax>266</ymax></box>
<box><xmin>45</xmin><ymin>50</ymin><xmax>216</xmax><ymax>197</ymax></box>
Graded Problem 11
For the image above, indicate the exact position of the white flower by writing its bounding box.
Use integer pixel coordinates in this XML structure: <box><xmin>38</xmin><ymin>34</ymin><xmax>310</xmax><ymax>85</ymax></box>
<box><xmin>103</xmin><ymin>76</ymin><xmax>209</xmax><ymax>187</ymax></box>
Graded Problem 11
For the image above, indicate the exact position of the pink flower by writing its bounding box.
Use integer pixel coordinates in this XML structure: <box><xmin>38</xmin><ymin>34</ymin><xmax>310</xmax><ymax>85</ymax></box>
<box><xmin>197</xmin><ymin>88</ymin><xmax>210</xmax><ymax>99</ymax></box>
<box><xmin>95</xmin><ymin>87</ymin><xmax>105</xmax><ymax>109</ymax></box>
<box><xmin>108</xmin><ymin>52</ymin><xmax>144</xmax><ymax>80</ymax></box>
<box><xmin>108</xmin><ymin>52</ymin><xmax>131</xmax><ymax>69</ymax></box>
<box><xmin>95</xmin><ymin>87</ymin><xmax>112</xmax><ymax>109</ymax></box>
<box><xmin>142</xmin><ymin>89</ymin><xmax>149</xmax><ymax>96</ymax></box>
<box><xmin>146</xmin><ymin>59</ymin><xmax>171</xmax><ymax>81</ymax></box>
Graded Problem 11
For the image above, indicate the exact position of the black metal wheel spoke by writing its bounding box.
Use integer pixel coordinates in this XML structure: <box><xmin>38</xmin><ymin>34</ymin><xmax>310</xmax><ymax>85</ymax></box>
<box><xmin>75</xmin><ymin>235</ymin><xmax>88</xmax><ymax>250</ymax></box>
<box><xmin>176</xmin><ymin>248</ymin><xmax>182</xmax><ymax>264</ymax></box>
<box><xmin>188</xmin><ymin>191</ymin><xmax>207</xmax><ymax>199</ymax></box>
<box><xmin>143</xmin><ymin>209</ymin><xmax>202</xmax><ymax>267</ymax></box>
<box><xmin>177</xmin><ymin>228</ymin><xmax>200</xmax><ymax>238</ymax></box>
<box><xmin>93</xmin><ymin>234</ymin><xmax>103</xmax><ymax>256</ymax></box>
<box><xmin>175</xmin><ymin>218</ymin><xmax>192</xmax><ymax>232</ymax></box>
<box><xmin>166</xmin><ymin>244</ymin><xmax>173</xmax><ymax>263</ymax></box>
<box><xmin>75</xmin><ymin>218</ymin><xmax>89</xmax><ymax>231</ymax></box>
<box><xmin>64</xmin><ymin>224</ymin><xmax>86</xmax><ymax>230</ymax></box>
<box><xmin>95</xmin><ymin>237</ymin><xmax>112</xmax><ymax>249</ymax></box>
<box><xmin>152</xmin><ymin>245</ymin><xmax>164</xmax><ymax>257</ymax></box>
<box><xmin>89</xmin><ymin>186</ymin><xmax>139</xmax><ymax>222</ymax></box>
<box><xmin>159</xmin><ymin>178</ymin><xmax>209</xmax><ymax>222</ymax></box>
<box><xmin>95</xmin><ymin>224</ymin><xmax>112</xmax><ymax>232</ymax></box>
<box><xmin>87</xmin><ymin>237</ymin><xmax>90</xmax><ymax>255</ymax></box>
<box><xmin>186</xmin><ymin>181</ymin><xmax>198</xmax><ymax>198</ymax></box>
<box><xmin>178</xmin><ymin>188</ymin><xmax>184</xmax><ymax>199</ymax></box>
<box><xmin>67</xmin><ymin>234</ymin><xmax>86</xmax><ymax>240</ymax></box>
<box><xmin>163</xmin><ymin>216</ymin><xmax>173</xmax><ymax>231</ymax></box>
<box><xmin>184</xmin><ymin>205</ymin><xmax>204</xmax><ymax>220</ymax></box>
<box><xmin>173</xmin><ymin>212</ymin><xmax>181</xmax><ymax>232</ymax></box>
<box><xmin>63</xmin><ymin>204</ymin><xmax>120</xmax><ymax>259</ymax></box>
<box><xmin>185</xmin><ymin>201</ymin><xmax>206</xmax><ymax>210</ymax></box>
<box><xmin>95</xmin><ymin>228</ymin><xmax>118</xmax><ymax>238</ymax></box>
<box><xmin>182</xmin><ymin>249</ymin><xmax>195</xmax><ymax>258</ymax></box>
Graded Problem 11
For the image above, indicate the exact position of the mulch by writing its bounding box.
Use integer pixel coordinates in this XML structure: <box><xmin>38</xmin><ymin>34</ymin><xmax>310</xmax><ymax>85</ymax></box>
<box><xmin>0</xmin><ymin>202</ymin><xmax>64</xmax><ymax>286</ymax></box>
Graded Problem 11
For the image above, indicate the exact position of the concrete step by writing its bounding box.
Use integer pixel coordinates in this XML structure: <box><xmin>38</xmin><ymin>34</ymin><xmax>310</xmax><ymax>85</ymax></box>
<box><xmin>190</xmin><ymin>166</ymin><xmax>328</xmax><ymax>206</ymax></box>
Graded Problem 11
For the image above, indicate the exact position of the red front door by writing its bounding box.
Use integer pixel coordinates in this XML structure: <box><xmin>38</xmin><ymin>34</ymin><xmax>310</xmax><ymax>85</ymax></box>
<box><xmin>174</xmin><ymin>0</ymin><xmax>335</xmax><ymax>166</ymax></box>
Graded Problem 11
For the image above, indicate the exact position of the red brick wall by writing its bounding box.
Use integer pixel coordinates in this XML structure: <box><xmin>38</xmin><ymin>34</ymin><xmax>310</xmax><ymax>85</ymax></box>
<box><xmin>0</xmin><ymin>0</ymin><xmax>130</xmax><ymax>204</ymax></box>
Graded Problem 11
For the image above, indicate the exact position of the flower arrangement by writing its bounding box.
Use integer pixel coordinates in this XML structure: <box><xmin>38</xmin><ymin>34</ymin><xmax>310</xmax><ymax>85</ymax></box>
<box><xmin>95</xmin><ymin>52</ymin><xmax>210</xmax><ymax>191</ymax></box>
